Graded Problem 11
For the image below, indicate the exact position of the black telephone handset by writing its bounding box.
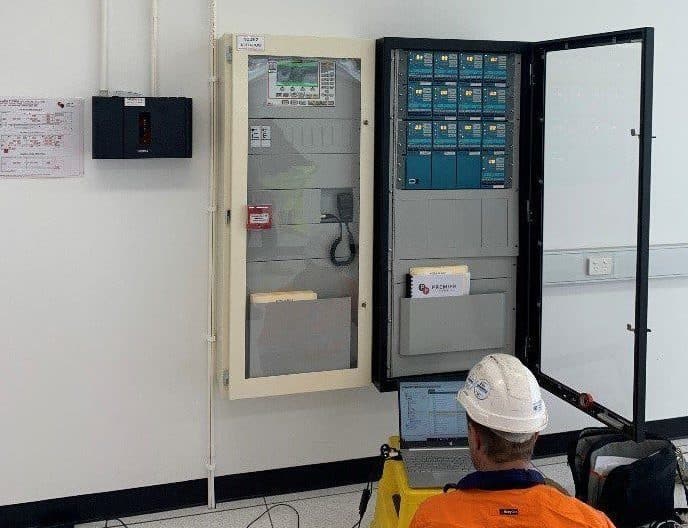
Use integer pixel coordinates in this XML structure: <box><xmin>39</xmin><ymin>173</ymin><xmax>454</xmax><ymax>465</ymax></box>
<box><xmin>337</xmin><ymin>192</ymin><xmax>354</xmax><ymax>223</ymax></box>
<box><xmin>329</xmin><ymin>192</ymin><xmax>356</xmax><ymax>266</ymax></box>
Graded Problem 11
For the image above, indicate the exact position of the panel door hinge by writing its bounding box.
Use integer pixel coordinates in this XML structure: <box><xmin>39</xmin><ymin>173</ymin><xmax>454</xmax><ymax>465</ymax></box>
<box><xmin>222</xmin><ymin>369</ymin><xmax>229</xmax><ymax>388</ymax></box>
<box><xmin>225</xmin><ymin>45</ymin><xmax>233</xmax><ymax>63</ymax></box>
<box><xmin>526</xmin><ymin>199</ymin><xmax>534</xmax><ymax>224</ymax></box>
<box><xmin>529</xmin><ymin>62</ymin><xmax>535</xmax><ymax>86</ymax></box>
<box><xmin>226</xmin><ymin>210</ymin><xmax>231</xmax><ymax>223</ymax></box>
<box><xmin>630</xmin><ymin>128</ymin><xmax>656</xmax><ymax>139</ymax></box>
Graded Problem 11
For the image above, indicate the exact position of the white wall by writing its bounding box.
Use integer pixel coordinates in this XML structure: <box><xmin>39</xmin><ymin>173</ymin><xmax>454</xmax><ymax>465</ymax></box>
<box><xmin>1</xmin><ymin>0</ymin><xmax>686</xmax><ymax>508</ymax></box>
<box><xmin>0</xmin><ymin>0</ymin><xmax>211</xmax><ymax>505</ymax></box>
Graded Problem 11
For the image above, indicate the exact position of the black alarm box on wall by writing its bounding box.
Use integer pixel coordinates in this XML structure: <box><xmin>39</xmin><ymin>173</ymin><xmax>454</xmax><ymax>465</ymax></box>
<box><xmin>92</xmin><ymin>96</ymin><xmax>192</xmax><ymax>159</ymax></box>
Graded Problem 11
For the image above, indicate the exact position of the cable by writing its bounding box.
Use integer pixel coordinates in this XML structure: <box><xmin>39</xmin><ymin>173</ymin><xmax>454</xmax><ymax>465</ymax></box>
<box><xmin>329</xmin><ymin>222</ymin><xmax>356</xmax><ymax>267</ymax></box>
<box><xmin>244</xmin><ymin>503</ymin><xmax>299</xmax><ymax>528</ymax></box>
<box><xmin>648</xmin><ymin>521</ymin><xmax>682</xmax><ymax>528</ymax></box>
<box><xmin>264</xmin><ymin>497</ymin><xmax>275</xmax><ymax>528</ymax></box>
<box><xmin>104</xmin><ymin>519</ymin><xmax>128</xmax><ymax>528</ymax></box>
<box><xmin>349</xmin><ymin>479</ymin><xmax>373</xmax><ymax>528</ymax></box>
<box><xmin>350</xmin><ymin>443</ymin><xmax>393</xmax><ymax>528</ymax></box>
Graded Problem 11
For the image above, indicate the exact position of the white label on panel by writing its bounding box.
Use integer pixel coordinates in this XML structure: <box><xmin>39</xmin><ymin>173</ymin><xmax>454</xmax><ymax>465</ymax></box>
<box><xmin>250</xmin><ymin>125</ymin><xmax>261</xmax><ymax>148</ymax></box>
<box><xmin>260</xmin><ymin>125</ymin><xmax>271</xmax><ymax>147</ymax></box>
<box><xmin>237</xmin><ymin>35</ymin><xmax>265</xmax><ymax>51</ymax></box>
<box><xmin>249</xmin><ymin>213</ymin><xmax>270</xmax><ymax>224</ymax></box>
<box><xmin>124</xmin><ymin>97</ymin><xmax>146</xmax><ymax>107</ymax></box>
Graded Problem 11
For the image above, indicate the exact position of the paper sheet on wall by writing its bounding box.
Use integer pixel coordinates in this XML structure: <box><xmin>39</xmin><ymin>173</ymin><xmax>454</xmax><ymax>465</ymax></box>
<box><xmin>0</xmin><ymin>97</ymin><xmax>84</xmax><ymax>178</ymax></box>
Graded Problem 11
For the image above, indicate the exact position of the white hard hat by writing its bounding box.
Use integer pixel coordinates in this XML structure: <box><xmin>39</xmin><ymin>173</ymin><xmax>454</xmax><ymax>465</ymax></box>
<box><xmin>457</xmin><ymin>354</ymin><xmax>548</xmax><ymax>441</ymax></box>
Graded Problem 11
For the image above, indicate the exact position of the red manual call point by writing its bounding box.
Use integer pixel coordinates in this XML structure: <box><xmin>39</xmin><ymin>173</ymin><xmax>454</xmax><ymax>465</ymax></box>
<box><xmin>247</xmin><ymin>204</ymin><xmax>272</xmax><ymax>230</ymax></box>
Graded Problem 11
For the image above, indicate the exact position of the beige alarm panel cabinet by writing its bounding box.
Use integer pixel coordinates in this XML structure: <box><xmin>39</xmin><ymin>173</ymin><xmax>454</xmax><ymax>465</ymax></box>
<box><xmin>216</xmin><ymin>34</ymin><xmax>375</xmax><ymax>399</ymax></box>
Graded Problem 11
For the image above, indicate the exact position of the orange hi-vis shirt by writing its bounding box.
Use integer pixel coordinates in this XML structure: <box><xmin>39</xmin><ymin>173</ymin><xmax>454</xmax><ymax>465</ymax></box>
<box><xmin>409</xmin><ymin>469</ymin><xmax>615</xmax><ymax>528</ymax></box>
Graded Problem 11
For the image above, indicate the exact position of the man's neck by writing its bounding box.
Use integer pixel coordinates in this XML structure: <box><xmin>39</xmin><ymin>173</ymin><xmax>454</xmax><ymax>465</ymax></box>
<box><xmin>475</xmin><ymin>460</ymin><xmax>531</xmax><ymax>472</ymax></box>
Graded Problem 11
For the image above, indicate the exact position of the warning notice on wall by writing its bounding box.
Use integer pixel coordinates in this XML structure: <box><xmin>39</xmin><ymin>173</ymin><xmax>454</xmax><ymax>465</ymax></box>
<box><xmin>0</xmin><ymin>97</ymin><xmax>84</xmax><ymax>179</ymax></box>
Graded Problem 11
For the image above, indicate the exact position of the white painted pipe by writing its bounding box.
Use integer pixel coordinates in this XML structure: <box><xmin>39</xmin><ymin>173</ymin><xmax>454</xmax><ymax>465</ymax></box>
<box><xmin>206</xmin><ymin>0</ymin><xmax>218</xmax><ymax>511</ymax></box>
<box><xmin>150</xmin><ymin>0</ymin><xmax>159</xmax><ymax>96</ymax></box>
<box><xmin>99</xmin><ymin>0</ymin><xmax>109</xmax><ymax>95</ymax></box>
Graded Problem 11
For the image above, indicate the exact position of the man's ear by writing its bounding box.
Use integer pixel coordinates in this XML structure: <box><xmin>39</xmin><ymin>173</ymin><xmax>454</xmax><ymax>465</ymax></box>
<box><xmin>468</xmin><ymin>422</ymin><xmax>482</xmax><ymax>451</ymax></box>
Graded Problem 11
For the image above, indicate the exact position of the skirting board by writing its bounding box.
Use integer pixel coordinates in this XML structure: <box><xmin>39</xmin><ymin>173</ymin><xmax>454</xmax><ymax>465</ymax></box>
<box><xmin>3</xmin><ymin>417</ymin><xmax>687</xmax><ymax>528</ymax></box>
<box><xmin>543</xmin><ymin>243</ymin><xmax>688</xmax><ymax>285</ymax></box>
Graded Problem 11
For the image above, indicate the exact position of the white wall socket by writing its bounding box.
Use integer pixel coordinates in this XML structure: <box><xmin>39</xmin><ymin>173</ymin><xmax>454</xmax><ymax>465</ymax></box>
<box><xmin>588</xmin><ymin>256</ymin><xmax>614</xmax><ymax>276</ymax></box>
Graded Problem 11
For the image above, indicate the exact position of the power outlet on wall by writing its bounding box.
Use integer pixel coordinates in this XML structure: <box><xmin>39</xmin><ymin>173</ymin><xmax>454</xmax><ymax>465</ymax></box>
<box><xmin>588</xmin><ymin>256</ymin><xmax>614</xmax><ymax>276</ymax></box>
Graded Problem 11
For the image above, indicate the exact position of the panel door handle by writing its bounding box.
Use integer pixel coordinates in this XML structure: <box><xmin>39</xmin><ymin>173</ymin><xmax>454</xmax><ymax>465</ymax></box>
<box><xmin>627</xmin><ymin>323</ymin><xmax>652</xmax><ymax>333</ymax></box>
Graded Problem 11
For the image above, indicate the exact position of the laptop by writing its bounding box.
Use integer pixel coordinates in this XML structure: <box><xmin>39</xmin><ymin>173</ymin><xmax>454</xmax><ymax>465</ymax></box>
<box><xmin>399</xmin><ymin>378</ymin><xmax>474</xmax><ymax>488</ymax></box>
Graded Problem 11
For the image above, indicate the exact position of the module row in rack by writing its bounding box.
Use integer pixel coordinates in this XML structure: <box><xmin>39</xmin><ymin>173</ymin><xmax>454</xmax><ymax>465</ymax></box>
<box><xmin>405</xmin><ymin>82</ymin><xmax>509</xmax><ymax>117</ymax></box>
<box><xmin>403</xmin><ymin>150</ymin><xmax>507</xmax><ymax>190</ymax></box>
<box><xmin>406</xmin><ymin>120</ymin><xmax>509</xmax><ymax>150</ymax></box>
<box><xmin>405</xmin><ymin>51</ymin><xmax>511</xmax><ymax>83</ymax></box>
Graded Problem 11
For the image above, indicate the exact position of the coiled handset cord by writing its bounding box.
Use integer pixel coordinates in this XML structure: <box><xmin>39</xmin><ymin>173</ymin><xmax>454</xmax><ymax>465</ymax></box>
<box><xmin>330</xmin><ymin>218</ymin><xmax>356</xmax><ymax>267</ymax></box>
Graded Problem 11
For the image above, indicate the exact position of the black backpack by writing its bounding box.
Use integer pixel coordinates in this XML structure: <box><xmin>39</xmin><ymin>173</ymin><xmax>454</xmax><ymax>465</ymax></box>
<box><xmin>567</xmin><ymin>427</ymin><xmax>688</xmax><ymax>528</ymax></box>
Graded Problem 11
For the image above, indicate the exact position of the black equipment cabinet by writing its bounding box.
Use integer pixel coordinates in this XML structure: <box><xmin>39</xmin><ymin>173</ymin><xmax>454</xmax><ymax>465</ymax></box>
<box><xmin>373</xmin><ymin>28</ymin><xmax>654</xmax><ymax>442</ymax></box>
<box><xmin>92</xmin><ymin>96</ymin><xmax>192</xmax><ymax>159</ymax></box>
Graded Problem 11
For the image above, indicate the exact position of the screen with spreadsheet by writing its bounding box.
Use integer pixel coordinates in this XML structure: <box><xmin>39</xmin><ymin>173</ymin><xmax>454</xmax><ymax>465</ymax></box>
<box><xmin>399</xmin><ymin>380</ymin><xmax>468</xmax><ymax>445</ymax></box>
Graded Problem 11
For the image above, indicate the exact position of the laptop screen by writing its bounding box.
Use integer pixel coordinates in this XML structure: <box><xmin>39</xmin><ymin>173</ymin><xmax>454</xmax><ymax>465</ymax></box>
<box><xmin>399</xmin><ymin>380</ymin><xmax>468</xmax><ymax>447</ymax></box>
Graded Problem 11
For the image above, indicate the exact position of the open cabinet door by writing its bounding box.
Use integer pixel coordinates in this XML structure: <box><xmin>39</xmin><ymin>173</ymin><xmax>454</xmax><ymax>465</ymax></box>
<box><xmin>524</xmin><ymin>29</ymin><xmax>654</xmax><ymax>442</ymax></box>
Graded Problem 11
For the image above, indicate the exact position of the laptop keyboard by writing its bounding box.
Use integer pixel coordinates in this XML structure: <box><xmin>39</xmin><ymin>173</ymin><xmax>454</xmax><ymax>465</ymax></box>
<box><xmin>405</xmin><ymin>450</ymin><xmax>473</xmax><ymax>474</ymax></box>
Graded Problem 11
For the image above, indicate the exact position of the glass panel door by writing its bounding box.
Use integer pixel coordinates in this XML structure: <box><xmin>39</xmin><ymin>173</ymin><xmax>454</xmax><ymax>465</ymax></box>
<box><xmin>527</xmin><ymin>29</ymin><xmax>654</xmax><ymax>440</ymax></box>
<box><xmin>245</xmin><ymin>55</ymin><xmax>362</xmax><ymax>379</ymax></box>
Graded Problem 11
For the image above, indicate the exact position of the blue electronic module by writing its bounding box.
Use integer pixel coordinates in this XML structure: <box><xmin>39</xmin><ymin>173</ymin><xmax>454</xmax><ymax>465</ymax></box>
<box><xmin>482</xmin><ymin>121</ymin><xmax>507</xmax><ymax>148</ymax></box>
<box><xmin>458</xmin><ymin>83</ymin><xmax>482</xmax><ymax>115</ymax></box>
<box><xmin>432</xmin><ymin>151</ymin><xmax>457</xmax><ymax>189</ymax></box>
<box><xmin>457</xmin><ymin>150</ymin><xmax>482</xmax><ymax>189</ymax></box>
<box><xmin>405</xmin><ymin>151</ymin><xmax>432</xmax><ymax>189</ymax></box>
<box><xmin>458</xmin><ymin>121</ymin><xmax>482</xmax><ymax>149</ymax></box>
<box><xmin>408</xmin><ymin>51</ymin><xmax>434</xmax><ymax>79</ymax></box>
<box><xmin>432</xmin><ymin>121</ymin><xmax>458</xmax><ymax>149</ymax></box>
<box><xmin>432</xmin><ymin>82</ymin><xmax>458</xmax><ymax>115</ymax></box>
<box><xmin>459</xmin><ymin>53</ymin><xmax>483</xmax><ymax>80</ymax></box>
<box><xmin>481</xmin><ymin>151</ymin><xmax>506</xmax><ymax>188</ymax></box>
<box><xmin>408</xmin><ymin>82</ymin><xmax>433</xmax><ymax>114</ymax></box>
<box><xmin>482</xmin><ymin>85</ymin><xmax>507</xmax><ymax>115</ymax></box>
<box><xmin>483</xmin><ymin>54</ymin><xmax>508</xmax><ymax>81</ymax></box>
<box><xmin>434</xmin><ymin>52</ymin><xmax>458</xmax><ymax>79</ymax></box>
<box><xmin>407</xmin><ymin>121</ymin><xmax>433</xmax><ymax>149</ymax></box>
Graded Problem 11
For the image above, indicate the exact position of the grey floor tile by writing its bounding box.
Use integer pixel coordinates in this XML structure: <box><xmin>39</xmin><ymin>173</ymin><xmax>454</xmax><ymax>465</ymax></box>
<box><xmin>537</xmin><ymin>463</ymin><xmax>575</xmax><ymax>496</ymax></box>
<box><xmin>76</xmin><ymin>498</ymin><xmax>265</xmax><ymax>528</ymax></box>
<box><xmin>265</xmin><ymin>490</ymin><xmax>376</xmax><ymax>528</ymax></box>
<box><xmin>265</xmin><ymin>483</ymin><xmax>372</xmax><ymax>505</ymax></box>
<box><xmin>131</xmin><ymin>505</ymin><xmax>270</xmax><ymax>528</ymax></box>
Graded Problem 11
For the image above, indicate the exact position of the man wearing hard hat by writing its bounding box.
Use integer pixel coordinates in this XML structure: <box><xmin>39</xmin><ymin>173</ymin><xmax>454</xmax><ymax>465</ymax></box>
<box><xmin>409</xmin><ymin>354</ymin><xmax>615</xmax><ymax>528</ymax></box>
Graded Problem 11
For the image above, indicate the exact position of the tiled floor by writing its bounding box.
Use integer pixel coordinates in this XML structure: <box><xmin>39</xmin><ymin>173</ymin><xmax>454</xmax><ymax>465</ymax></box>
<box><xmin>77</xmin><ymin>446</ymin><xmax>687</xmax><ymax>528</ymax></box>
<box><xmin>76</xmin><ymin>485</ymin><xmax>377</xmax><ymax>528</ymax></box>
